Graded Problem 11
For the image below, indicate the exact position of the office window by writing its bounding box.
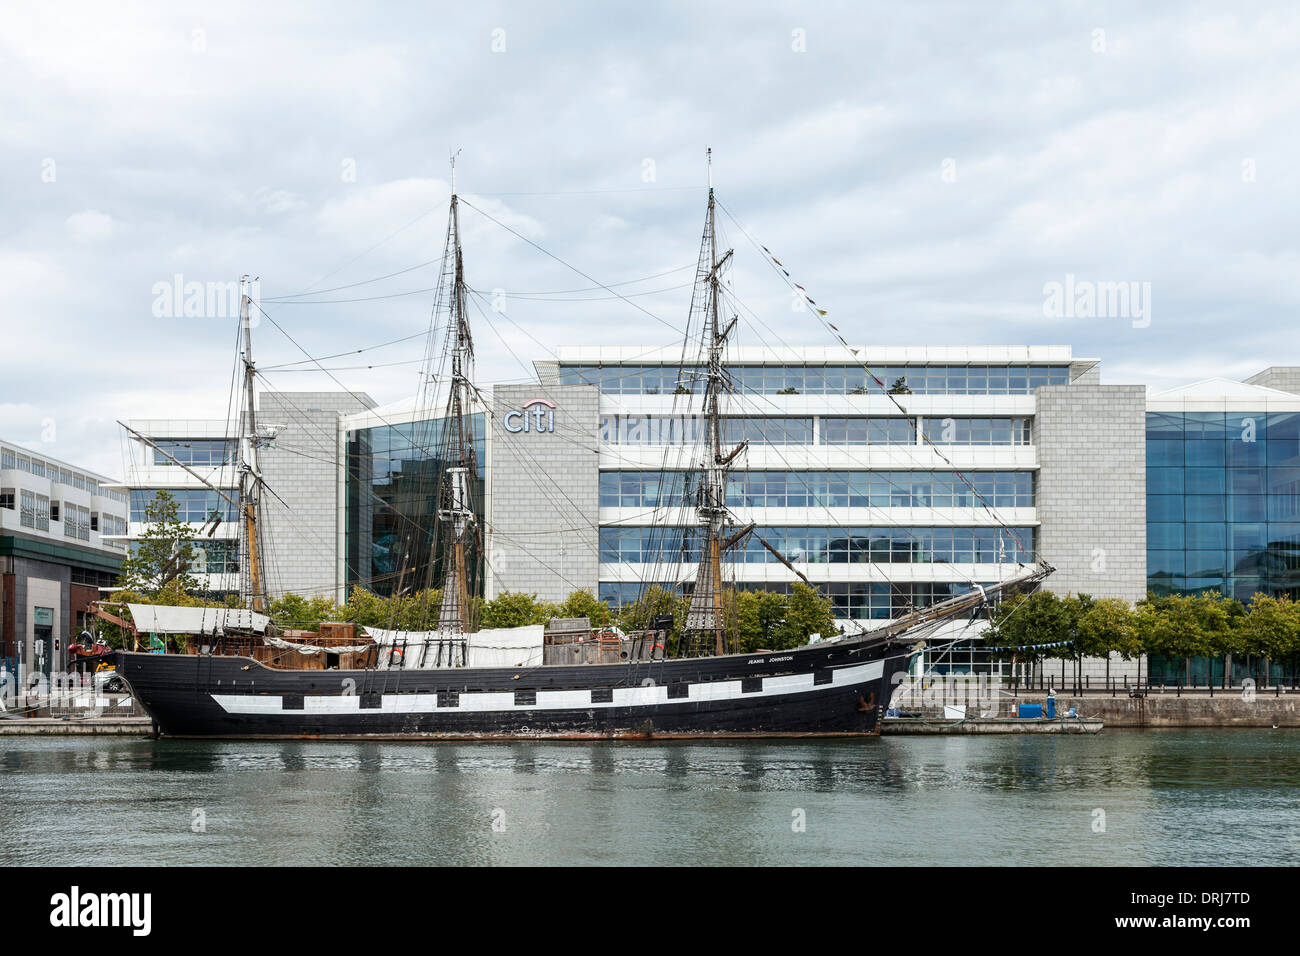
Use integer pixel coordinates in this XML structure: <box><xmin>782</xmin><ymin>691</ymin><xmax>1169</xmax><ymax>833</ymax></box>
<box><xmin>34</xmin><ymin>494</ymin><xmax>49</xmax><ymax>531</ymax></box>
<box><xmin>563</xmin><ymin>363</ymin><xmax>1072</xmax><ymax>396</ymax></box>
<box><xmin>0</xmin><ymin>488</ymin><xmax>13</xmax><ymax>510</ymax></box>
<box><xmin>152</xmin><ymin>440</ymin><xmax>236</xmax><ymax>468</ymax></box>
<box><xmin>599</xmin><ymin>525</ymin><xmax>1035</xmax><ymax>566</ymax></box>
<box><xmin>130</xmin><ymin>489</ymin><xmax>239</xmax><ymax>524</ymax></box>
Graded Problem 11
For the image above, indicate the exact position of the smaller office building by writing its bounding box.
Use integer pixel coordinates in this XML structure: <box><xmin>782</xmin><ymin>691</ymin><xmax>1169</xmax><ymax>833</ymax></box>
<box><xmin>0</xmin><ymin>440</ymin><xmax>129</xmax><ymax>694</ymax></box>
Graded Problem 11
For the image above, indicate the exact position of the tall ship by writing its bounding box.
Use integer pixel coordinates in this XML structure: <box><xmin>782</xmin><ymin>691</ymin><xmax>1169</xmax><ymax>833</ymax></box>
<box><xmin>114</xmin><ymin>154</ymin><xmax>1052</xmax><ymax>738</ymax></box>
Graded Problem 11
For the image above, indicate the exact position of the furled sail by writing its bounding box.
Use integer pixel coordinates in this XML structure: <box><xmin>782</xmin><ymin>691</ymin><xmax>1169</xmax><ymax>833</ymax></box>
<box><xmin>364</xmin><ymin>625</ymin><xmax>543</xmax><ymax>669</ymax></box>
<box><xmin>127</xmin><ymin>604</ymin><xmax>270</xmax><ymax>635</ymax></box>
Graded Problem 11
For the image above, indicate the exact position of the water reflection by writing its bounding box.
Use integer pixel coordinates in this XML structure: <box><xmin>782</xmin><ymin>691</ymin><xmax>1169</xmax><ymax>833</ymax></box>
<box><xmin>1</xmin><ymin>732</ymin><xmax>1297</xmax><ymax>865</ymax></box>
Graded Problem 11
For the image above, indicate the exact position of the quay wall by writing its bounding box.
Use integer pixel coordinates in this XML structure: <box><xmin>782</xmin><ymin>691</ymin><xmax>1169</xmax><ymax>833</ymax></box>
<box><xmin>1019</xmin><ymin>693</ymin><xmax>1300</xmax><ymax>727</ymax></box>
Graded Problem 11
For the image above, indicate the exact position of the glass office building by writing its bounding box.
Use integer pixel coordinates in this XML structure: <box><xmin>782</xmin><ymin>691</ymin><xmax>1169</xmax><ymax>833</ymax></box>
<box><xmin>124</xmin><ymin>357</ymin><xmax>1300</xmax><ymax>690</ymax></box>
<box><xmin>1147</xmin><ymin>410</ymin><xmax>1300</xmax><ymax>601</ymax></box>
<box><xmin>345</xmin><ymin>412</ymin><xmax>485</xmax><ymax>597</ymax></box>
<box><xmin>1144</xmin><ymin>379</ymin><xmax>1300</xmax><ymax>684</ymax></box>
<box><xmin>539</xmin><ymin>346</ymin><xmax>1072</xmax><ymax>623</ymax></box>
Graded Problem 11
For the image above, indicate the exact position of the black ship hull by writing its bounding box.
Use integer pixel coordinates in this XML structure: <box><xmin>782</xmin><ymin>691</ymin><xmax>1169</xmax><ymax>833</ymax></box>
<box><xmin>116</xmin><ymin>636</ymin><xmax>907</xmax><ymax>739</ymax></box>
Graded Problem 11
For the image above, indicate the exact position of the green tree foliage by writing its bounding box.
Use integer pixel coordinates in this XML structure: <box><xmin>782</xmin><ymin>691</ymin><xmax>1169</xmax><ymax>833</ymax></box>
<box><xmin>554</xmin><ymin>589</ymin><xmax>612</xmax><ymax>627</ymax></box>
<box><xmin>1238</xmin><ymin>593</ymin><xmax>1300</xmax><ymax>663</ymax></box>
<box><xmin>616</xmin><ymin>585</ymin><xmax>686</xmax><ymax>635</ymax></box>
<box><xmin>982</xmin><ymin>590</ymin><xmax>1075</xmax><ymax>662</ymax></box>
<box><xmin>1075</xmin><ymin>597</ymin><xmax>1141</xmax><ymax>660</ymax></box>
<box><xmin>616</xmin><ymin>584</ymin><xmax>836</xmax><ymax>655</ymax></box>
<box><xmin>775</xmin><ymin>582</ymin><xmax>839</xmax><ymax>649</ymax></box>
<box><xmin>1134</xmin><ymin>593</ymin><xmax>1211</xmax><ymax>660</ymax></box>
<box><xmin>116</xmin><ymin>491</ymin><xmax>198</xmax><ymax>595</ymax></box>
<box><xmin>480</xmin><ymin>591</ymin><xmax>557</xmax><ymax>628</ymax></box>
<box><xmin>733</xmin><ymin>589</ymin><xmax>789</xmax><ymax>653</ymax></box>
<box><xmin>267</xmin><ymin>593</ymin><xmax>342</xmax><ymax>630</ymax></box>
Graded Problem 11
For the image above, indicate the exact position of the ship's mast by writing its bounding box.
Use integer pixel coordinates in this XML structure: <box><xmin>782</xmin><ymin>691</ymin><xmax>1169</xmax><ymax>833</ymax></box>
<box><xmin>431</xmin><ymin>156</ymin><xmax>476</xmax><ymax>667</ymax></box>
<box><xmin>238</xmin><ymin>276</ymin><xmax>266</xmax><ymax>612</ymax></box>
<box><xmin>682</xmin><ymin>149</ymin><xmax>740</xmax><ymax>657</ymax></box>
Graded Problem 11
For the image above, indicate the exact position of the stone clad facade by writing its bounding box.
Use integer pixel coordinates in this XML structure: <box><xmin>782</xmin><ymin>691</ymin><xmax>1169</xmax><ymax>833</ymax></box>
<box><xmin>258</xmin><ymin>391</ymin><xmax>375</xmax><ymax>600</ymax></box>
<box><xmin>485</xmin><ymin>383</ymin><xmax>600</xmax><ymax>602</ymax></box>
<box><xmin>1035</xmin><ymin>384</ymin><xmax>1148</xmax><ymax>603</ymax></box>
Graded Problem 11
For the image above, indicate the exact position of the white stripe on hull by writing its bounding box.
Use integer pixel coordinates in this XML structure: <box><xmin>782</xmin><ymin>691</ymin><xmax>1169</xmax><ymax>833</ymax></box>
<box><xmin>210</xmin><ymin>660</ymin><xmax>883</xmax><ymax>717</ymax></box>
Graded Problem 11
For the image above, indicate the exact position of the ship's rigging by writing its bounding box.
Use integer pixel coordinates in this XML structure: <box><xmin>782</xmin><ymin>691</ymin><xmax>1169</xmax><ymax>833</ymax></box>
<box><xmin>426</xmin><ymin>157</ymin><xmax>478</xmax><ymax>666</ymax></box>
<box><xmin>681</xmin><ymin>150</ymin><xmax>742</xmax><ymax>657</ymax></box>
<box><xmin>117</xmin><ymin>150</ymin><xmax>1053</xmax><ymax>663</ymax></box>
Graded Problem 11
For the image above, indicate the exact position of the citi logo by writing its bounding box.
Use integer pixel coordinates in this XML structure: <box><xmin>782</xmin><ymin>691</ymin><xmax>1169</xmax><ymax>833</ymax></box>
<box><xmin>504</xmin><ymin>397</ymin><xmax>556</xmax><ymax>434</ymax></box>
<box><xmin>49</xmin><ymin>886</ymin><xmax>151</xmax><ymax>936</ymax></box>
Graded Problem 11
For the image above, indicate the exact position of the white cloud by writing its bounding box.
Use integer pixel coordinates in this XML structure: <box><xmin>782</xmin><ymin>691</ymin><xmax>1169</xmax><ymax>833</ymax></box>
<box><xmin>1</xmin><ymin>1</ymin><xmax>1298</xmax><ymax>477</ymax></box>
<box><xmin>65</xmin><ymin>210</ymin><xmax>115</xmax><ymax>242</ymax></box>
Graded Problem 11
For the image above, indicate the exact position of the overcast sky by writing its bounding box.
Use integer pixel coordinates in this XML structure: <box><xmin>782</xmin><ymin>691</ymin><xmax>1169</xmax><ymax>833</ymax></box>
<box><xmin>2</xmin><ymin>1</ymin><xmax>1297</xmax><ymax>478</ymax></box>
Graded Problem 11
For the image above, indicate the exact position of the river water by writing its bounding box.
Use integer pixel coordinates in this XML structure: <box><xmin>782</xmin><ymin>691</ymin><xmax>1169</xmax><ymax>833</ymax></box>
<box><xmin>2</xmin><ymin>731</ymin><xmax>1296</xmax><ymax>866</ymax></box>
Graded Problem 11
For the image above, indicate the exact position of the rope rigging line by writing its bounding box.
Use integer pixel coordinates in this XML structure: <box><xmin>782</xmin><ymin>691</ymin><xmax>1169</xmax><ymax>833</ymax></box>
<box><xmin>264</xmin><ymin>258</ymin><xmax>443</xmax><ymax>300</ymax></box>
<box><xmin>714</xmin><ymin>197</ymin><xmax>1035</xmax><ymax>561</ymax></box>
<box><xmin>712</xmin><ymin>285</ymin><xmax>1006</xmax><ymax>594</ymax></box>
<box><xmin>457</xmin><ymin>196</ymin><xmax>686</xmax><ymax>336</ymax></box>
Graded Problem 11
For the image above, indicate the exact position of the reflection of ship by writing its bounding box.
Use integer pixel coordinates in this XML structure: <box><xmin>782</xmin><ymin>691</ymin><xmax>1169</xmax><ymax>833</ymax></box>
<box><xmin>117</xmin><ymin>153</ymin><xmax>1052</xmax><ymax>739</ymax></box>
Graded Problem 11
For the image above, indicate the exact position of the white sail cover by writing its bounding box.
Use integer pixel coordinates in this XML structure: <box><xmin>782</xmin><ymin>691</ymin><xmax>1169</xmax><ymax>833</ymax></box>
<box><xmin>364</xmin><ymin>624</ymin><xmax>543</xmax><ymax>669</ymax></box>
<box><xmin>128</xmin><ymin>604</ymin><xmax>270</xmax><ymax>635</ymax></box>
<box><xmin>263</xmin><ymin>635</ymin><xmax>374</xmax><ymax>655</ymax></box>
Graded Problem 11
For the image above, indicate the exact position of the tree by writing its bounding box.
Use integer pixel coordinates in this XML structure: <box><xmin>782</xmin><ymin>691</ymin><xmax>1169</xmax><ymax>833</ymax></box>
<box><xmin>554</xmin><ymin>589</ymin><xmax>612</xmax><ymax>627</ymax></box>
<box><xmin>116</xmin><ymin>491</ymin><xmax>198</xmax><ymax>595</ymax></box>
<box><xmin>1239</xmin><ymin>593</ymin><xmax>1300</xmax><ymax>686</ymax></box>
<box><xmin>340</xmin><ymin>587</ymin><xmax>391</xmax><ymax>628</ymax></box>
<box><xmin>1075</xmin><ymin>598</ymin><xmax>1140</xmax><ymax>660</ymax></box>
<box><xmin>772</xmin><ymin>582</ymin><xmax>838</xmax><ymax>650</ymax></box>
<box><xmin>733</xmin><ymin>589</ymin><xmax>789</xmax><ymax>653</ymax></box>
<box><xmin>1135</xmin><ymin>593</ymin><xmax>1211</xmax><ymax>661</ymax></box>
<box><xmin>267</xmin><ymin>593</ymin><xmax>342</xmax><ymax>630</ymax></box>
<box><xmin>887</xmin><ymin>377</ymin><xmax>911</xmax><ymax>395</ymax></box>
<box><xmin>1075</xmin><ymin>597</ymin><xmax>1139</xmax><ymax>685</ymax></box>
<box><xmin>480</xmin><ymin>591</ymin><xmax>556</xmax><ymax>628</ymax></box>
<box><xmin>982</xmin><ymin>589</ymin><xmax>1076</xmax><ymax>682</ymax></box>
<box><xmin>616</xmin><ymin>585</ymin><xmax>688</xmax><ymax>651</ymax></box>
<box><xmin>1194</xmin><ymin>591</ymin><xmax>1244</xmax><ymax>668</ymax></box>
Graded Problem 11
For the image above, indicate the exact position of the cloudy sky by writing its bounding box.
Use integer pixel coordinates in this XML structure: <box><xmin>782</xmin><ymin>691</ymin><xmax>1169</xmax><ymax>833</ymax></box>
<box><xmin>2</xmin><ymin>1</ymin><xmax>1297</xmax><ymax>478</ymax></box>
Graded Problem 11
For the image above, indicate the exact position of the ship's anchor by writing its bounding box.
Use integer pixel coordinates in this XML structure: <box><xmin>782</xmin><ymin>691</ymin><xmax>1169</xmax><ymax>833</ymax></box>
<box><xmin>857</xmin><ymin>692</ymin><xmax>876</xmax><ymax>713</ymax></box>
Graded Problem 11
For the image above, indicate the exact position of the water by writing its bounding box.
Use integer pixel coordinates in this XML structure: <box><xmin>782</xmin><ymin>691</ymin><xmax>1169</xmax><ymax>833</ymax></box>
<box><xmin>2</xmin><ymin>731</ymin><xmax>1297</xmax><ymax>865</ymax></box>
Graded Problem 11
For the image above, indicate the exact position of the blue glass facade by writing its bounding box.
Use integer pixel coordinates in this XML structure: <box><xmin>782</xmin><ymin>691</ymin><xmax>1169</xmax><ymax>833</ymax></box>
<box><xmin>345</xmin><ymin>414</ymin><xmax>485</xmax><ymax>597</ymax></box>
<box><xmin>130</xmin><ymin>488</ymin><xmax>238</xmax><ymax>523</ymax></box>
<box><xmin>1146</xmin><ymin>411</ymin><xmax>1300</xmax><ymax>600</ymax></box>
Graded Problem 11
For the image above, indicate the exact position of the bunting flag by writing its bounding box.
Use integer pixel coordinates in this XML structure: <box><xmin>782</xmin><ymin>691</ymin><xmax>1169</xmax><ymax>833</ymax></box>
<box><xmin>746</xmin><ymin>223</ymin><xmax>1034</xmax><ymax>563</ymax></box>
<box><xmin>981</xmin><ymin>640</ymin><xmax>1074</xmax><ymax>652</ymax></box>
